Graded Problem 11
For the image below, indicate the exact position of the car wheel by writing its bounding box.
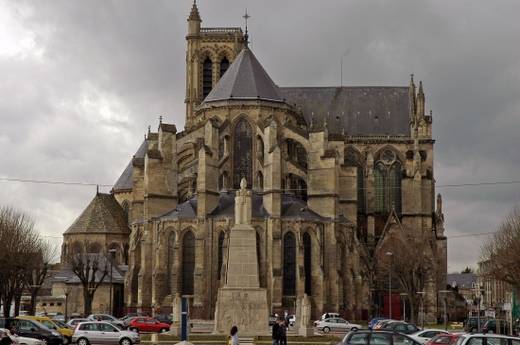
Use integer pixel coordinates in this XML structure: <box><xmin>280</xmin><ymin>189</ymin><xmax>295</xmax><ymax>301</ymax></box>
<box><xmin>77</xmin><ymin>338</ymin><xmax>89</xmax><ymax>345</ymax></box>
<box><xmin>160</xmin><ymin>328</ymin><xmax>168</xmax><ymax>333</ymax></box>
<box><xmin>351</xmin><ymin>327</ymin><xmax>358</xmax><ymax>331</ymax></box>
<box><xmin>63</xmin><ymin>337</ymin><xmax>69</xmax><ymax>345</ymax></box>
<box><xmin>323</xmin><ymin>326</ymin><xmax>330</xmax><ymax>333</ymax></box>
<box><xmin>120</xmin><ymin>338</ymin><xmax>132</xmax><ymax>345</ymax></box>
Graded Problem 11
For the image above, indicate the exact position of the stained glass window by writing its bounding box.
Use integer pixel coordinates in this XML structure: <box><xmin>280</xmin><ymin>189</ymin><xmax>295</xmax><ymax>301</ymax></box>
<box><xmin>182</xmin><ymin>231</ymin><xmax>195</xmax><ymax>295</ymax></box>
<box><xmin>357</xmin><ymin>166</ymin><xmax>365</xmax><ymax>213</ymax></box>
<box><xmin>220</xmin><ymin>57</ymin><xmax>229</xmax><ymax>79</ymax></box>
<box><xmin>388</xmin><ymin>162</ymin><xmax>402</xmax><ymax>213</ymax></box>
<box><xmin>233</xmin><ymin>118</ymin><xmax>252</xmax><ymax>189</ymax></box>
<box><xmin>303</xmin><ymin>232</ymin><xmax>312</xmax><ymax>295</ymax></box>
<box><xmin>283</xmin><ymin>232</ymin><xmax>296</xmax><ymax>296</ymax></box>
<box><xmin>202</xmin><ymin>57</ymin><xmax>212</xmax><ymax>99</ymax></box>
<box><xmin>166</xmin><ymin>232</ymin><xmax>175</xmax><ymax>293</ymax></box>
<box><xmin>375</xmin><ymin>163</ymin><xmax>386</xmax><ymax>213</ymax></box>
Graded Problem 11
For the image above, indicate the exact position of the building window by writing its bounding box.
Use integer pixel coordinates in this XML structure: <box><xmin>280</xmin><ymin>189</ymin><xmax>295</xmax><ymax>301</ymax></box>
<box><xmin>357</xmin><ymin>167</ymin><xmax>365</xmax><ymax>213</ymax></box>
<box><xmin>283</xmin><ymin>232</ymin><xmax>296</xmax><ymax>296</ymax></box>
<box><xmin>220</xmin><ymin>57</ymin><xmax>229</xmax><ymax>79</ymax></box>
<box><xmin>166</xmin><ymin>232</ymin><xmax>175</xmax><ymax>293</ymax></box>
<box><xmin>374</xmin><ymin>155</ymin><xmax>402</xmax><ymax>214</ymax></box>
<box><xmin>388</xmin><ymin>162</ymin><xmax>402</xmax><ymax>213</ymax></box>
<box><xmin>181</xmin><ymin>231</ymin><xmax>195</xmax><ymax>295</ymax></box>
<box><xmin>374</xmin><ymin>162</ymin><xmax>386</xmax><ymax>213</ymax></box>
<box><xmin>303</xmin><ymin>232</ymin><xmax>312</xmax><ymax>296</ymax></box>
<box><xmin>233</xmin><ymin>118</ymin><xmax>253</xmax><ymax>189</ymax></box>
<box><xmin>202</xmin><ymin>57</ymin><xmax>212</xmax><ymax>99</ymax></box>
<box><xmin>217</xmin><ymin>231</ymin><xmax>225</xmax><ymax>280</ymax></box>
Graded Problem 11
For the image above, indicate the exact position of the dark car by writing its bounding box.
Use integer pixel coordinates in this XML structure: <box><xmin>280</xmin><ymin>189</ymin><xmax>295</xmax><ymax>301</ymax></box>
<box><xmin>340</xmin><ymin>330</ymin><xmax>422</xmax><ymax>345</ymax></box>
<box><xmin>0</xmin><ymin>318</ymin><xmax>64</xmax><ymax>345</ymax></box>
<box><xmin>482</xmin><ymin>319</ymin><xmax>510</xmax><ymax>334</ymax></box>
<box><xmin>464</xmin><ymin>317</ymin><xmax>490</xmax><ymax>333</ymax></box>
<box><xmin>154</xmin><ymin>314</ymin><xmax>172</xmax><ymax>326</ymax></box>
<box><xmin>381</xmin><ymin>321</ymin><xmax>420</xmax><ymax>334</ymax></box>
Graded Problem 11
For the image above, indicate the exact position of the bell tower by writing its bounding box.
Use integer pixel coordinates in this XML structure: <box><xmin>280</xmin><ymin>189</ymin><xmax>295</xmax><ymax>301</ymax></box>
<box><xmin>185</xmin><ymin>1</ymin><xmax>245</xmax><ymax>129</ymax></box>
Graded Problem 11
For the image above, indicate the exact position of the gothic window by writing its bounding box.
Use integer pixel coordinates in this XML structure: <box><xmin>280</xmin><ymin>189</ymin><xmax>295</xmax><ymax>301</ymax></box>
<box><xmin>219</xmin><ymin>57</ymin><xmax>230</xmax><ymax>79</ymax></box>
<box><xmin>357</xmin><ymin>166</ymin><xmax>365</xmax><ymax>213</ymax></box>
<box><xmin>257</xmin><ymin>171</ymin><xmax>263</xmax><ymax>190</ymax></box>
<box><xmin>256</xmin><ymin>232</ymin><xmax>264</xmax><ymax>287</ymax></box>
<box><xmin>257</xmin><ymin>136</ymin><xmax>264</xmax><ymax>162</ymax></box>
<box><xmin>233</xmin><ymin>118</ymin><xmax>253</xmax><ymax>189</ymax></box>
<box><xmin>166</xmin><ymin>232</ymin><xmax>175</xmax><ymax>293</ymax></box>
<box><xmin>388</xmin><ymin>162</ymin><xmax>402</xmax><ymax>213</ymax></box>
<box><xmin>217</xmin><ymin>231</ymin><xmax>225</xmax><ymax>280</ymax></box>
<box><xmin>219</xmin><ymin>172</ymin><xmax>228</xmax><ymax>191</ymax></box>
<box><xmin>202</xmin><ymin>57</ymin><xmax>212</xmax><ymax>99</ymax></box>
<box><xmin>283</xmin><ymin>232</ymin><xmax>296</xmax><ymax>296</ymax></box>
<box><xmin>121</xmin><ymin>200</ymin><xmax>129</xmax><ymax>222</ymax></box>
<box><xmin>374</xmin><ymin>162</ymin><xmax>386</xmax><ymax>213</ymax></box>
<box><xmin>87</xmin><ymin>242</ymin><xmax>101</xmax><ymax>254</ymax></box>
<box><xmin>181</xmin><ymin>231</ymin><xmax>195</xmax><ymax>295</ymax></box>
<box><xmin>303</xmin><ymin>232</ymin><xmax>312</xmax><ymax>296</ymax></box>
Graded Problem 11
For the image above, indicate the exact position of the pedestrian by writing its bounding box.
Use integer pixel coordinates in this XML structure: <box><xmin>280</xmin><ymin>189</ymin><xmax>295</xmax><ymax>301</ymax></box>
<box><xmin>278</xmin><ymin>318</ymin><xmax>287</xmax><ymax>345</ymax></box>
<box><xmin>229</xmin><ymin>325</ymin><xmax>239</xmax><ymax>345</ymax></box>
<box><xmin>272</xmin><ymin>318</ymin><xmax>280</xmax><ymax>345</ymax></box>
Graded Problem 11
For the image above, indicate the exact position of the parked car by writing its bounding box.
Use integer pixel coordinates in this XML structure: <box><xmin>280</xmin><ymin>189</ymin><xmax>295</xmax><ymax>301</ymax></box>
<box><xmin>315</xmin><ymin>317</ymin><xmax>362</xmax><ymax>333</ymax></box>
<box><xmin>288</xmin><ymin>315</ymin><xmax>296</xmax><ymax>327</ymax></box>
<box><xmin>482</xmin><ymin>319</ymin><xmax>512</xmax><ymax>334</ymax></box>
<box><xmin>425</xmin><ymin>333</ymin><xmax>462</xmax><ymax>345</ymax></box>
<box><xmin>86</xmin><ymin>315</ymin><xmax>125</xmax><ymax>329</ymax></box>
<box><xmin>0</xmin><ymin>318</ymin><xmax>64</xmax><ymax>345</ymax></box>
<box><xmin>321</xmin><ymin>313</ymin><xmax>341</xmax><ymax>321</ymax></box>
<box><xmin>127</xmin><ymin>317</ymin><xmax>170</xmax><ymax>333</ymax></box>
<box><xmin>153</xmin><ymin>314</ymin><xmax>172</xmax><ymax>326</ymax></box>
<box><xmin>17</xmin><ymin>316</ymin><xmax>73</xmax><ymax>345</ymax></box>
<box><xmin>1</xmin><ymin>327</ymin><xmax>47</xmax><ymax>345</ymax></box>
<box><xmin>369</xmin><ymin>318</ymin><xmax>388</xmax><ymax>330</ymax></box>
<box><xmin>409</xmin><ymin>329</ymin><xmax>449</xmax><ymax>344</ymax></box>
<box><xmin>73</xmin><ymin>321</ymin><xmax>139</xmax><ymax>345</ymax></box>
<box><xmin>455</xmin><ymin>333</ymin><xmax>520</xmax><ymax>345</ymax></box>
<box><xmin>374</xmin><ymin>320</ymin><xmax>397</xmax><ymax>330</ymax></box>
<box><xmin>66</xmin><ymin>319</ymin><xmax>88</xmax><ymax>328</ymax></box>
<box><xmin>339</xmin><ymin>330</ymin><xmax>422</xmax><ymax>345</ymax></box>
<box><xmin>381</xmin><ymin>321</ymin><xmax>420</xmax><ymax>334</ymax></box>
<box><xmin>464</xmin><ymin>317</ymin><xmax>490</xmax><ymax>333</ymax></box>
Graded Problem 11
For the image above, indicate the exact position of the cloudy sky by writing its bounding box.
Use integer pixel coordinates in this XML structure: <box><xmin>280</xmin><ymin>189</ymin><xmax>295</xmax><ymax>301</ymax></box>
<box><xmin>1</xmin><ymin>0</ymin><xmax>519</xmax><ymax>272</ymax></box>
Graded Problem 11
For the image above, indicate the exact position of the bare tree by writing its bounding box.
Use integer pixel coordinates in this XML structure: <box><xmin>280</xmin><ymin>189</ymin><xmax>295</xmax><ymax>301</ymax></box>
<box><xmin>481</xmin><ymin>206</ymin><xmax>520</xmax><ymax>289</ymax></box>
<box><xmin>26</xmin><ymin>240</ymin><xmax>58</xmax><ymax>315</ymax></box>
<box><xmin>0</xmin><ymin>206</ymin><xmax>42</xmax><ymax>317</ymax></box>
<box><xmin>379</xmin><ymin>240</ymin><xmax>435</xmax><ymax>324</ymax></box>
<box><xmin>66</xmin><ymin>242</ymin><xmax>109</xmax><ymax>315</ymax></box>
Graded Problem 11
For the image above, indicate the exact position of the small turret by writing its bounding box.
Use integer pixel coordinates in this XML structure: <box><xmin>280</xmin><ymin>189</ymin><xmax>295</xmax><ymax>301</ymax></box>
<box><xmin>409</xmin><ymin>74</ymin><xmax>416</xmax><ymax>120</ymax></box>
<box><xmin>187</xmin><ymin>0</ymin><xmax>201</xmax><ymax>36</ymax></box>
<box><xmin>417</xmin><ymin>80</ymin><xmax>425</xmax><ymax>117</ymax></box>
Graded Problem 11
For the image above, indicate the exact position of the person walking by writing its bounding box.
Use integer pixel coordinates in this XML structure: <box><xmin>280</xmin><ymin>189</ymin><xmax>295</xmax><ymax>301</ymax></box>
<box><xmin>229</xmin><ymin>325</ymin><xmax>239</xmax><ymax>345</ymax></box>
<box><xmin>279</xmin><ymin>318</ymin><xmax>287</xmax><ymax>345</ymax></box>
<box><xmin>272</xmin><ymin>318</ymin><xmax>280</xmax><ymax>345</ymax></box>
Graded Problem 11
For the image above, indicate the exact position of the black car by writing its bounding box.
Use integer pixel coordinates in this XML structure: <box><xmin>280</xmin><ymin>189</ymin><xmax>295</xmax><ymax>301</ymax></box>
<box><xmin>154</xmin><ymin>314</ymin><xmax>172</xmax><ymax>325</ymax></box>
<box><xmin>339</xmin><ymin>330</ymin><xmax>422</xmax><ymax>345</ymax></box>
<box><xmin>381</xmin><ymin>321</ymin><xmax>420</xmax><ymax>334</ymax></box>
<box><xmin>464</xmin><ymin>317</ymin><xmax>490</xmax><ymax>332</ymax></box>
<box><xmin>0</xmin><ymin>318</ymin><xmax>64</xmax><ymax>345</ymax></box>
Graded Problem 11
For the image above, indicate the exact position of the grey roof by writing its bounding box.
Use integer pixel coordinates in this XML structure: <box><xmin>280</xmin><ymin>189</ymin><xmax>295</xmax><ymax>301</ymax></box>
<box><xmin>113</xmin><ymin>140</ymin><xmax>147</xmax><ymax>192</ymax></box>
<box><xmin>447</xmin><ymin>273</ymin><xmax>477</xmax><ymax>289</ymax></box>
<box><xmin>203</xmin><ymin>48</ymin><xmax>284</xmax><ymax>103</ymax></box>
<box><xmin>281</xmin><ymin>194</ymin><xmax>327</xmax><ymax>220</ymax></box>
<box><xmin>280</xmin><ymin>86</ymin><xmax>411</xmax><ymax>136</ymax></box>
<box><xmin>159</xmin><ymin>197</ymin><xmax>198</xmax><ymax>220</ymax></box>
<box><xmin>52</xmin><ymin>261</ymin><xmax>126</xmax><ymax>285</ymax></box>
<box><xmin>209</xmin><ymin>191</ymin><xmax>269</xmax><ymax>218</ymax></box>
<box><xmin>64</xmin><ymin>193</ymin><xmax>130</xmax><ymax>235</ymax></box>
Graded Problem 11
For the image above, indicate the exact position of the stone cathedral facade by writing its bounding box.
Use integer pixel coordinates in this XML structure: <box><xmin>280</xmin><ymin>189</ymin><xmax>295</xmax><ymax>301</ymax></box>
<box><xmin>63</xmin><ymin>3</ymin><xmax>447</xmax><ymax>321</ymax></box>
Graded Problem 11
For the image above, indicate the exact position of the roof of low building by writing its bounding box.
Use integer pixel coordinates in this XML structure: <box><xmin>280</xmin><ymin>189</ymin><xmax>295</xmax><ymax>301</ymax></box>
<box><xmin>447</xmin><ymin>272</ymin><xmax>477</xmax><ymax>289</ymax></box>
<box><xmin>203</xmin><ymin>47</ymin><xmax>284</xmax><ymax>104</ymax></box>
<box><xmin>64</xmin><ymin>193</ymin><xmax>130</xmax><ymax>235</ymax></box>
<box><xmin>280</xmin><ymin>86</ymin><xmax>411</xmax><ymax>136</ymax></box>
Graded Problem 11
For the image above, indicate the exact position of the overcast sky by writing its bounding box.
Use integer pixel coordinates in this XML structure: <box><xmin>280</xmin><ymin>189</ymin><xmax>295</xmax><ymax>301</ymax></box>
<box><xmin>1</xmin><ymin>0</ymin><xmax>519</xmax><ymax>272</ymax></box>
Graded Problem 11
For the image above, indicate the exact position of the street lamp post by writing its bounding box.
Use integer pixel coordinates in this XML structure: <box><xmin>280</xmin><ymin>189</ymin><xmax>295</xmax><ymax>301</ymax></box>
<box><xmin>108</xmin><ymin>249</ymin><xmax>117</xmax><ymax>316</ymax></box>
<box><xmin>400</xmin><ymin>293</ymin><xmax>408</xmax><ymax>321</ymax></box>
<box><xmin>417</xmin><ymin>291</ymin><xmax>426</xmax><ymax>328</ymax></box>
<box><xmin>439</xmin><ymin>290</ymin><xmax>451</xmax><ymax>330</ymax></box>
<box><xmin>386</xmin><ymin>252</ymin><xmax>393</xmax><ymax>318</ymax></box>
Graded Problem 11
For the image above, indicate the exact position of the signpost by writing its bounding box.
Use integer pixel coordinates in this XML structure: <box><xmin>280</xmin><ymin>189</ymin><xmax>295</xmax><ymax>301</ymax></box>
<box><xmin>181</xmin><ymin>297</ymin><xmax>189</xmax><ymax>341</ymax></box>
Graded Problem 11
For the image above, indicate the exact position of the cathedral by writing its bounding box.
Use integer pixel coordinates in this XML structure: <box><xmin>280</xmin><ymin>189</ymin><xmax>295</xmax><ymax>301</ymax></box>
<box><xmin>62</xmin><ymin>2</ymin><xmax>447</xmax><ymax>321</ymax></box>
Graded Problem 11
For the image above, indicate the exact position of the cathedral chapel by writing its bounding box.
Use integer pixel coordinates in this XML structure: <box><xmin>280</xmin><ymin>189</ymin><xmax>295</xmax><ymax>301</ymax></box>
<box><xmin>62</xmin><ymin>2</ymin><xmax>447</xmax><ymax>321</ymax></box>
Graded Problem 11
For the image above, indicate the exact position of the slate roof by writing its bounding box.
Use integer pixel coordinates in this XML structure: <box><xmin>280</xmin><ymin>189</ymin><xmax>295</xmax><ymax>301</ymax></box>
<box><xmin>113</xmin><ymin>140</ymin><xmax>147</xmax><ymax>192</ymax></box>
<box><xmin>281</xmin><ymin>194</ymin><xmax>326</xmax><ymax>220</ymax></box>
<box><xmin>64</xmin><ymin>193</ymin><xmax>130</xmax><ymax>235</ymax></box>
<box><xmin>447</xmin><ymin>273</ymin><xmax>477</xmax><ymax>289</ymax></box>
<box><xmin>159</xmin><ymin>197</ymin><xmax>198</xmax><ymax>220</ymax></box>
<box><xmin>280</xmin><ymin>86</ymin><xmax>411</xmax><ymax>136</ymax></box>
<box><xmin>52</xmin><ymin>261</ymin><xmax>126</xmax><ymax>285</ymax></box>
<box><xmin>203</xmin><ymin>48</ymin><xmax>284</xmax><ymax>103</ymax></box>
<box><xmin>208</xmin><ymin>191</ymin><xmax>269</xmax><ymax>218</ymax></box>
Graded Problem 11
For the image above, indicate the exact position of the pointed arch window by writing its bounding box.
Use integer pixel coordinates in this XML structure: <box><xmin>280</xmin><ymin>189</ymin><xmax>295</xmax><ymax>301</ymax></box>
<box><xmin>217</xmin><ymin>231</ymin><xmax>225</xmax><ymax>280</ymax></box>
<box><xmin>388</xmin><ymin>162</ymin><xmax>402</xmax><ymax>214</ymax></box>
<box><xmin>202</xmin><ymin>57</ymin><xmax>212</xmax><ymax>99</ymax></box>
<box><xmin>166</xmin><ymin>232</ymin><xmax>175</xmax><ymax>293</ymax></box>
<box><xmin>181</xmin><ymin>231</ymin><xmax>195</xmax><ymax>295</ymax></box>
<box><xmin>357</xmin><ymin>166</ymin><xmax>365</xmax><ymax>213</ymax></box>
<box><xmin>374</xmin><ymin>163</ymin><xmax>386</xmax><ymax>213</ymax></box>
<box><xmin>374</xmin><ymin>157</ymin><xmax>402</xmax><ymax>214</ymax></box>
<box><xmin>303</xmin><ymin>232</ymin><xmax>312</xmax><ymax>296</ymax></box>
<box><xmin>283</xmin><ymin>232</ymin><xmax>296</xmax><ymax>296</ymax></box>
<box><xmin>233</xmin><ymin>118</ymin><xmax>253</xmax><ymax>189</ymax></box>
<box><xmin>219</xmin><ymin>57</ymin><xmax>229</xmax><ymax>79</ymax></box>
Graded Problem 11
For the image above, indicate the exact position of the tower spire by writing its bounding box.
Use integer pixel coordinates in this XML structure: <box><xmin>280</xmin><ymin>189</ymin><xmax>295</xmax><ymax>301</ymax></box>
<box><xmin>243</xmin><ymin>9</ymin><xmax>250</xmax><ymax>47</ymax></box>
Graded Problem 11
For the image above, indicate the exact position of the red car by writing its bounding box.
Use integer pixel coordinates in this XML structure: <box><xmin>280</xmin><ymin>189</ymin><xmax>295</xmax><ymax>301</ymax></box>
<box><xmin>426</xmin><ymin>333</ymin><xmax>462</xmax><ymax>345</ymax></box>
<box><xmin>128</xmin><ymin>317</ymin><xmax>170</xmax><ymax>333</ymax></box>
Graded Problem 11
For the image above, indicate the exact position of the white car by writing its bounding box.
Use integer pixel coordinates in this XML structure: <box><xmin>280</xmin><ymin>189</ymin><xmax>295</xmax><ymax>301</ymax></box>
<box><xmin>409</xmin><ymin>329</ymin><xmax>449</xmax><ymax>344</ymax></box>
<box><xmin>456</xmin><ymin>334</ymin><xmax>520</xmax><ymax>345</ymax></box>
<box><xmin>0</xmin><ymin>328</ymin><xmax>46</xmax><ymax>345</ymax></box>
<box><xmin>315</xmin><ymin>317</ymin><xmax>362</xmax><ymax>333</ymax></box>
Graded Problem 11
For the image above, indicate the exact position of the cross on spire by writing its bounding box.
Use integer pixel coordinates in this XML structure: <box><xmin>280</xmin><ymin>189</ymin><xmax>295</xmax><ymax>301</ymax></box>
<box><xmin>243</xmin><ymin>9</ymin><xmax>250</xmax><ymax>46</ymax></box>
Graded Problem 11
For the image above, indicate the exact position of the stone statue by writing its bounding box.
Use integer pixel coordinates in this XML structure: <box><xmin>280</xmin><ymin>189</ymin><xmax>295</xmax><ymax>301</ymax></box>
<box><xmin>235</xmin><ymin>177</ymin><xmax>251</xmax><ymax>225</ymax></box>
<box><xmin>297</xmin><ymin>294</ymin><xmax>313</xmax><ymax>336</ymax></box>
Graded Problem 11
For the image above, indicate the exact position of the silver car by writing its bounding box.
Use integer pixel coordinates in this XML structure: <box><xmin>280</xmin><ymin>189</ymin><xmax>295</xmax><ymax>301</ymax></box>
<box><xmin>72</xmin><ymin>322</ymin><xmax>140</xmax><ymax>345</ymax></box>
